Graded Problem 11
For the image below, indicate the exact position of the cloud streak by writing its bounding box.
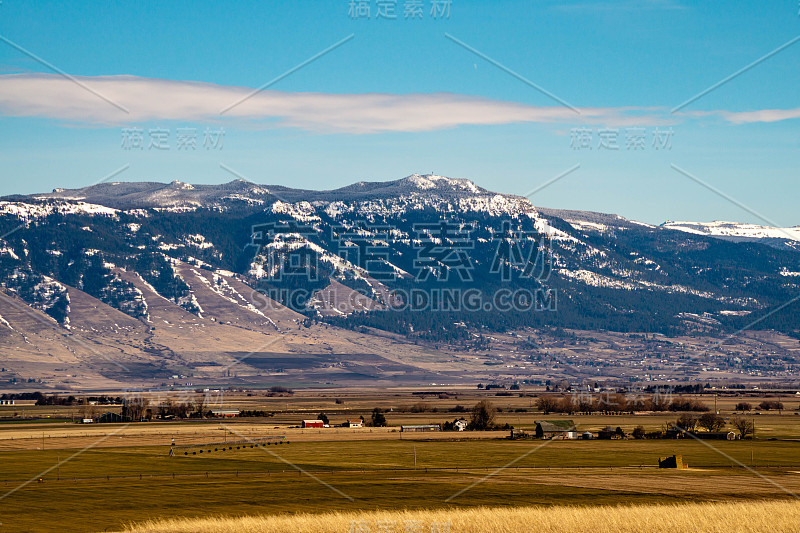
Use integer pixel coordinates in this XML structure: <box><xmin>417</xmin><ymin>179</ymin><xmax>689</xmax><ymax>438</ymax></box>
<box><xmin>718</xmin><ymin>108</ymin><xmax>800</xmax><ymax>124</ymax></box>
<box><xmin>0</xmin><ymin>73</ymin><xmax>793</xmax><ymax>134</ymax></box>
<box><xmin>0</xmin><ymin>73</ymin><xmax>674</xmax><ymax>134</ymax></box>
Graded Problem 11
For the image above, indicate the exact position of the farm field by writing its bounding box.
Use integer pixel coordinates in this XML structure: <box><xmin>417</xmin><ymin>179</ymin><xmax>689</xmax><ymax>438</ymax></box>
<box><xmin>2</xmin><ymin>439</ymin><xmax>800</xmax><ymax>532</ymax></box>
<box><xmin>1</xmin><ymin>389</ymin><xmax>800</xmax><ymax>532</ymax></box>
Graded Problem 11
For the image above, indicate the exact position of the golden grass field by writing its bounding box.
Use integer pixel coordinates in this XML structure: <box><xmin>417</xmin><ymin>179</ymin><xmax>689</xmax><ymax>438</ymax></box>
<box><xmin>123</xmin><ymin>500</ymin><xmax>800</xmax><ymax>533</ymax></box>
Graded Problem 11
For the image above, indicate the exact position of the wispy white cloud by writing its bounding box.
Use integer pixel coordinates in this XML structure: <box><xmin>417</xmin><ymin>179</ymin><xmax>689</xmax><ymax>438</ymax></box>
<box><xmin>0</xmin><ymin>73</ymin><xmax>676</xmax><ymax>134</ymax></box>
<box><xmin>718</xmin><ymin>108</ymin><xmax>800</xmax><ymax>124</ymax></box>
<box><xmin>678</xmin><ymin>107</ymin><xmax>800</xmax><ymax>125</ymax></box>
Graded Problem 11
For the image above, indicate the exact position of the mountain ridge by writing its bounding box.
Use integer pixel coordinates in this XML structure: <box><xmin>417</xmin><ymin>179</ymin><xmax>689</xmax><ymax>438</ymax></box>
<box><xmin>1</xmin><ymin>174</ymin><xmax>799</xmax><ymax>389</ymax></box>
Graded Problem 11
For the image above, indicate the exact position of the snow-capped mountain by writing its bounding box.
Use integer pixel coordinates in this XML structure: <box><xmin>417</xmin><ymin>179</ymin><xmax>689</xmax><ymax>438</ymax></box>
<box><xmin>1</xmin><ymin>174</ymin><xmax>799</xmax><ymax>387</ymax></box>
<box><xmin>662</xmin><ymin>220</ymin><xmax>800</xmax><ymax>251</ymax></box>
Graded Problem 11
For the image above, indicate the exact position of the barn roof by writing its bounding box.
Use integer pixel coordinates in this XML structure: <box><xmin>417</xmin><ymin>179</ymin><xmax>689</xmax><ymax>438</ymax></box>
<box><xmin>535</xmin><ymin>420</ymin><xmax>576</xmax><ymax>432</ymax></box>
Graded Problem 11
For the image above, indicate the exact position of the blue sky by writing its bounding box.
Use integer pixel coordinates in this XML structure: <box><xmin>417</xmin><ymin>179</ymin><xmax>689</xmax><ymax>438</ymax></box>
<box><xmin>0</xmin><ymin>0</ymin><xmax>798</xmax><ymax>225</ymax></box>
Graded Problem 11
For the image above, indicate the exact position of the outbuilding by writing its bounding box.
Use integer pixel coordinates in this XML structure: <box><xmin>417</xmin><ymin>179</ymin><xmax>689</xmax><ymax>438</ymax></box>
<box><xmin>401</xmin><ymin>424</ymin><xmax>440</xmax><ymax>432</ymax></box>
<box><xmin>693</xmin><ymin>431</ymin><xmax>737</xmax><ymax>440</ymax></box>
<box><xmin>302</xmin><ymin>419</ymin><xmax>324</xmax><ymax>428</ymax></box>
<box><xmin>534</xmin><ymin>420</ymin><xmax>576</xmax><ymax>439</ymax></box>
<box><xmin>211</xmin><ymin>409</ymin><xmax>240</xmax><ymax>418</ymax></box>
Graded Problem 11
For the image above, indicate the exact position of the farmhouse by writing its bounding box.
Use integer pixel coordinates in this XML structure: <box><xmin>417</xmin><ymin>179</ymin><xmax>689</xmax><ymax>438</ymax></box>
<box><xmin>211</xmin><ymin>409</ymin><xmax>240</xmax><ymax>418</ymax></box>
<box><xmin>534</xmin><ymin>420</ymin><xmax>576</xmax><ymax>439</ymax></box>
<box><xmin>454</xmin><ymin>419</ymin><xmax>468</xmax><ymax>431</ymax></box>
<box><xmin>347</xmin><ymin>418</ymin><xmax>364</xmax><ymax>428</ymax></box>
<box><xmin>401</xmin><ymin>424</ymin><xmax>440</xmax><ymax>432</ymax></box>
<box><xmin>302</xmin><ymin>419</ymin><xmax>324</xmax><ymax>428</ymax></box>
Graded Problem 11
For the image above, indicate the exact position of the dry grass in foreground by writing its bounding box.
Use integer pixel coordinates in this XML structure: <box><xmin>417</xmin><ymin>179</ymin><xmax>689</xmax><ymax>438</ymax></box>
<box><xmin>123</xmin><ymin>500</ymin><xmax>800</xmax><ymax>533</ymax></box>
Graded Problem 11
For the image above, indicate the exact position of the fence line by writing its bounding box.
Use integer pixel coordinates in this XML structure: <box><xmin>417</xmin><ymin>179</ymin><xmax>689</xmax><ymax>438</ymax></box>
<box><xmin>3</xmin><ymin>463</ymin><xmax>797</xmax><ymax>487</ymax></box>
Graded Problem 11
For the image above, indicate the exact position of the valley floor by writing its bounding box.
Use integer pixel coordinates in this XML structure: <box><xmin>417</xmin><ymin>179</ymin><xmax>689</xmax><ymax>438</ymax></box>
<box><xmin>1</xmin><ymin>390</ymin><xmax>799</xmax><ymax>532</ymax></box>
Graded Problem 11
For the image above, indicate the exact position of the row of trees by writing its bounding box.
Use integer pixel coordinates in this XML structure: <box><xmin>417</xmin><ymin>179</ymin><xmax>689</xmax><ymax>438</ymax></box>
<box><xmin>536</xmin><ymin>394</ymin><xmax>710</xmax><ymax>415</ymax></box>
<box><xmin>313</xmin><ymin>409</ymin><xmax>388</xmax><ymax>427</ymax></box>
<box><xmin>121</xmin><ymin>396</ymin><xmax>213</xmax><ymax>421</ymax></box>
<box><xmin>34</xmin><ymin>394</ymin><xmax>124</xmax><ymax>406</ymax></box>
<box><xmin>628</xmin><ymin>414</ymin><xmax>756</xmax><ymax>440</ymax></box>
<box><xmin>735</xmin><ymin>401</ymin><xmax>785</xmax><ymax>412</ymax></box>
<box><xmin>672</xmin><ymin>413</ymin><xmax>755</xmax><ymax>438</ymax></box>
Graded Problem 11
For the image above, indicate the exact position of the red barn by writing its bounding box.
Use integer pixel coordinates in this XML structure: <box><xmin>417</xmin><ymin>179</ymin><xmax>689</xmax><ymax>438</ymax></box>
<box><xmin>302</xmin><ymin>419</ymin><xmax>324</xmax><ymax>428</ymax></box>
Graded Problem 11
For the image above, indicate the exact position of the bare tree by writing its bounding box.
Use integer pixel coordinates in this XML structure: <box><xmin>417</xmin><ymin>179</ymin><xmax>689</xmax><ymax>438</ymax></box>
<box><xmin>649</xmin><ymin>393</ymin><xmax>671</xmax><ymax>412</ymax></box>
<box><xmin>575</xmin><ymin>395</ymin><xmax>594</xmax><ymax>414</ymax></box>
<box><xmin>193</xmin><ymin>394</ymin><xmax>208</xmax><ymax>418</ymax></box>
<box><xmin>557</xmin><ymin>395</ymin><xmax>575</xmax><ymax>414</ymax></box>
<box><xmin>758</xmin><ymin>400</ymin><xmax>784</xmax><ymax>412</ymax></box>
<box><xmin>536</xmin><ymin>396</ymin><xmax>559</xmax><ymax>415</ymax></box>
<box><xmin>730</xmin><ymin>416</ymin><xmax>755</xmax><ymax>439</ymax></box>
<box><xmin>122</xmin><ymin>396</ymin><xmax>149</xmax><ymax>421</ymax></box>
<box><xmin>158</xmin><ymin>398</ymin><xmax>175</xmax><ymax>418</ymax></box>
<box><xmin>698</xmin><ymin>412</ymin><xmax>725</xmax><ymax>432</ymax></box>
<box><xmin>80</xmin><ymin>403</ymin><xmax>96</xmax><ymax>420</ymax></box>
<box><xmin>470</xmin><ymin>400</ymin><xmax>497</xmax><ymax>430</ymax></box>
<box><xmin>675</xmin><ymin>413</ymin><xmax>699</xmax><ymax>432</ymax></box>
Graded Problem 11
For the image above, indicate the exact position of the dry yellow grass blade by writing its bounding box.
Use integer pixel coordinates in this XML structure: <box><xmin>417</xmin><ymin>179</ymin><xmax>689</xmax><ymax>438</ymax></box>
<box><xmin>123</xmin><ymin>500</ymin><xmax>800</xmax><ymax>533</ymax></box>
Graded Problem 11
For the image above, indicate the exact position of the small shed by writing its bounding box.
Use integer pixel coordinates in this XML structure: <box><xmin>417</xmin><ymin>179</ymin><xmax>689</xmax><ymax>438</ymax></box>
<box><xmin>401</xmin><ymin>424</ymin><xmax>440</xmax><ymax>432</ymax></box>
<box><xmin>659</xmin><ymin>454</ymin><xmax>688</xmax><ymax>469</ymax></box>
